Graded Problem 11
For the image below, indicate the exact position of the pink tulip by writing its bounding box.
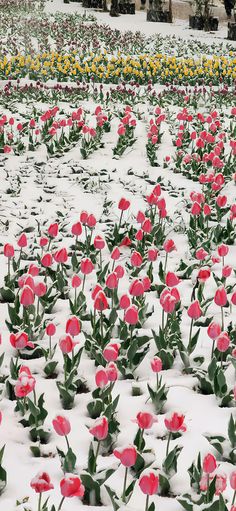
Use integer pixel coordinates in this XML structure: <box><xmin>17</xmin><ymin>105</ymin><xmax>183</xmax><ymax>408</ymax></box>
<box><xmin>164</xmin><ymin>412</ymin><xmax>186</xmax><ymax>432</ymax></box>
<box><xmin>113</xmin><ymin>445</ymin><xmax>137</xmax><ymax>467</ymax></box>
<box><xmin>20</xmin><ymin>285</ymin><xmax>35</xmax><ymax>307</ymax></box>
<box><xmin>135</xmin><ymin>412</ymin><xmax>158</xmax><ymax>430</ymax></box>
<box><xmin>103</xmin><ymin>343</ymin><xmax>120</xmax><ymax>362</ymax></box>
<box><xmin>214</xmin><ymin>286</ymin><xmax>227</xmax><ymax>307</ymax></box>
<box><xmin>66</xmin><ymin>316</ymin><xmax>81</xmax><ymax>336</ymax></box>
<box><xmin>30</xmin><ymin>472</ymin><xmax>54</xmax><ymax>493</ymax></box>
<box><xmin>60</xmin><ymin>475</ymin><xmax>85</xmax><ymax>498</ymax></box>
<box><xmin>139</xmin><ymin>471</ymin><xmax>159</xmax><ymax>495</ymax></box>
<box><xmin>151</xmin><ymin>357</ymin><xmax>162</xmax><ymax>373</ymax></box>
<box><xmin>52</xmin><ymin>415</ymin><xmax>71</xmax><ymax>436</ymax></box>
<box><xmin>124</xmin><ymin>306</ymin><xmax>139</xmax><ymax>325</ymax></box>
<box><xmin>187</xmin><ymin>300</ymin><xmax>202</xmax><ymax>320</ymax></box>
<box><xmin>203</xmin><ymin>453</ymin><xmax>217</xmax><ymax>474</ymax></box>
<box><xmin>89</xmin><ymin>416</ymin><xmax>108</xmax><ymax>440</ymax></box>
<box><xmin>59</xmin><ymin>335</ymin><xmax>76</xmax><ymax>354</ymax></box>
<box><xmin>95</xmin><ymin>367</ymin><xmax>109</xmax><ymax>388</ymax></box>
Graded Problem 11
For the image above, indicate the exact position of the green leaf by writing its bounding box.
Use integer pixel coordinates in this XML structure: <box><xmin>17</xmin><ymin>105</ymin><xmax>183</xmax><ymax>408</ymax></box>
<box><xmin>228</xmin><ymin>414</ymin><xmax>236</xmax><ymax>448</ymax></box>
<box><xmin>104</xmin><ymin>485</ymin><xmax>119</xmax><ymax>511</ymax></box>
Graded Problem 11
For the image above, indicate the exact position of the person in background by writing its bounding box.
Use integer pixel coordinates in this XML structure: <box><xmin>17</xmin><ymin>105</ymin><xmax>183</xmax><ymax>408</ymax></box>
<box><xmin>224</xmin><ymin>0</ymin><xmax>235</xmax><ymax>18</ymax></box>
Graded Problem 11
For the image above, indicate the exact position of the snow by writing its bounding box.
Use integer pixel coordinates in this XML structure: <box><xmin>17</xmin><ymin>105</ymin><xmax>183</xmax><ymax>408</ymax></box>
<box><xmin>0</xmin><ymin>1</ymin><xmax>235</xmax><ymax>511</ymax></box>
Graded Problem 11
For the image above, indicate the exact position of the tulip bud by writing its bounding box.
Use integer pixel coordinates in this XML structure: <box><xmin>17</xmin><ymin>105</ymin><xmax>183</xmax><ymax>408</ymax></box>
<box><xmin>203</xmin><ymin>453</ymin><xmax>217</xmax><ymax>474</ymax></box>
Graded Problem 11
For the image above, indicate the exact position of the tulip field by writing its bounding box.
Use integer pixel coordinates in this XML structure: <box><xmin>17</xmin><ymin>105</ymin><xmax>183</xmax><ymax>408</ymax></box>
<box><xmin>0</xmin><ymin>1</ymin><xmax>235</xmax><ymax>511</ymax></box>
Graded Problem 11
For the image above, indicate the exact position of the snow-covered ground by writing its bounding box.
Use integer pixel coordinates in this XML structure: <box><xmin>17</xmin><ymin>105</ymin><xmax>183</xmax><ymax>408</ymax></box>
<box><xmin>0</xmin><ymin>2</ymin><xmax>235</xmax><ymax>511</ymax></box>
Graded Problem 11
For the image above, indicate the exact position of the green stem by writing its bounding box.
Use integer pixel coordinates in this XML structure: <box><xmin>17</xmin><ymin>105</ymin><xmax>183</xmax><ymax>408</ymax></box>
<box><xmin>65</xmin><ymin>435</ymin><xmax>70</xmax><ymax>451</ymax></box>
<box><xmin>38</xmin><ymin>493</ymin><xmax>42</xmax><ymax>511</ymax></box>
<box><xmin>118</xmin><ymin>210</ymin><xmax>123</xmax><ymax>232</ymax></box>
<box><xmin>232</xmin><ymin>490</ymin><xmax>236</xmax><ymax>506</ymax></box>
<box><xmin>7</xmin><ymin>258</ymin><xmax>10</xmax><ymax>280</ymax></box>
<box><xmin>100</xmin><ymin>311</ymin><xmax>104</xmax><ymax>347</ymax></box>
<box><xmin>166</xmin><ymin>431</ymin><xmax>171</xmax><ymax>457</ymax></box>
<box><xmin>122</xmin><ymin>466</ymin><xmax>128</xmax><ymax>503</ymax></box>
<box><xmin>82</xmin><ymin>274</ymin><xmax>86</xmax><ymax>293</ymax></box>
<box><xmin>139</xmin><ymin>428</ymin><xmax>144</xmax><ymax>452</ymax></box>
<box><xmin>161</xmin><ymin>308</ymin><xmax>165</xmax><ymax>330</ymax></box>
<box><xmin>188</xmin><ymin>318</ymin><xmax>193</xmax><ymax>350</ymax></box>
<box><xmin>145</xmin><ymin>494</ymin><xmax>150</xmax><ymax>511</ymax></box>
<box><xmin>58</xmin><ymin>496</ymin><xmax>65</xmax><ymax>511</ymax></box>
<box><xmin>221</xmin><ymin>307</ymin><xmax>224</xmax><ymax>331</ymax></box>
<box><xmin>164</xmin><ymin>252</ymin><xmax>168</xmax><ymax>274</ymax></box>
<box><xmin>211</xmin><ymin>339</ymin><xmax>215</xmax><ymax>359</ymax></box>
<box><xmin>156</xmin><ymin>373</ymin><xmax>159</xmax><ymax>390</ymax></box>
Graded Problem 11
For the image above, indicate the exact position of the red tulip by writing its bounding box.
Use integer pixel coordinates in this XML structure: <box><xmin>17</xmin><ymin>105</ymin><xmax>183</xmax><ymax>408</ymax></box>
<box><xmin>54</xmin><ymin>248</ymin><xmax>68</xmax><ymax>264</ymax></box>
<box><xmin>217</xmin><ymin>332</ymin><xmax>230</xmax><ymax>352</ymax></box>
<box><xmin>218</xmin><ymin>244</ymin><xmax>229</xmax><ymax>257</ymax></box>
<box><xmin>197</xmin><ymin>268</ymin><xmax>211</xmax><ymax>283</ymax></box>
<box><xmin>113</xmin><ymin>445</ymin><xmax>137</xmax><ymax>467</ymax></box>
<box><xmin>72</xmin><ymin>275</ymin><xmax>81</xmax><ymax>288</ymax></box>
<box><xmin>195</xmin><ymin>248</ymin><xmax>208</xmax><ymax>260</ymax></box>
<box><xmin>207</xmin><ymin>322</ymin><xmax>221</xmax><ymax>340</ymax></box>
<box><xmin>119</xmin><ymin>294</ymin><xmax>130</xmax><ymax>309</ymax></box>
<box><xmin>148</xmin><ymin>248</ymin><xmax>158</xmax><ymax>262</ymax></box>
<box><xmin>114</xmin><ymin>265</ymin><xmax>124</xmax><ymax>279</ymax></box>
<box><xmin>135</xmin><ymin>412</ymin><xmax>158</xmax><ymax>430</ymax></box>
<box><xmin>103</xmin><ymin>343</ymin><xmax>120</xmax><ymax>362</ymax></box>
<box><xmin>89</xmin><ymin>416</ymin><xmax>108</xmax><ymax>440</ymax></box>
<box><xmin>151</xmin><ymin>357</ymin><xmax>162</xmax><ymax>373</ymax></box>
<box><xmin>66</xmin><ymin>316</ymin><xmax>81</xmax><ymax>336</ymax></box>
<box><xmin>48</xmin><ymin>222</ymin><xmax>58</xmax><ymax>238</ymax></box>
<box><xmin>164</xmin><ymin>412</ymin><xmax>186</xmax><ymax>432</ymax></box>
<box><xmin>129</xmin><ymin>280</ymin><xmax>144</xmax><ymax>297</ymax></box>
<box><xmin>94</xmin><ymin>291</ymin><xmax>109</xmax><ymax>311</ymax></box>
<box><xmin>165</xmin><ymin>272</ymin><xmax>180</xmax><ymax>287</ymax></box>
<box><xmin>80</xmin><ymin>258</ymin><xmax>94</xmax><ymax>275</ymax></box>
<box><xmin>139</xmin><ymin>471</ymin><xmax>159</xmax><ymax>495</ymax></box>
<box><xmin>111</xmin><ymin>247</ymin><xmax>120</xmax><ymax>260</ymax></box>
<box><xmin>59</xmin><ymin>335</ymin><xmax>76</xmax><ymax>354</ymax></box>
<box><xmin>87</xmin><ymin>214</ymin><xmax>96</xmax><ymax>228</ymax></box>
<box><xmin>203</xmin><ymin>453</ymin><xmax>217</xmax><ymax>474</ymax></box>
<box><xmin>106</xmin><ymin>362</ymin><xmax>118</xmax><ymax>382</ymax></box>
<box><xmin>214</xmin><ymin>287</ymin><xmax>227</xmax><ymax>307</ymax></box>
<box><xmin>30</xmin><ymin>472</ymin><xmax>54</xmax><ymax>493</ymax></box>
<box><xmin>52</xmin><ymin>415</ymin><xmax>71</xmax><ymax>436</ymax></box>
<box><xmin>46</xmin><ymin>323</ymin><xmax>56</xmax><ymax>336</ymax></box>
<box><xmin>131</xmin><ymin>251</ymin><xmax>143</xmax><ymax>267</ymax></box>
<box><xmin>222</xmin><ymin>265</ymin><xmax>232</xmax><ymax>278</ymax></box>
<box><xmin>160</xmin><ymin>289</ymin><xmax>176</xmax><ymax>314</ymax></box>
<box><xmin>94</xmin><ymin>235</ymin><xmax>105</xmax><ymax>250</ymax></box>
<box><xmin>15</xmin><ymin>366</ymin><xmax>36</xmax><ymax>397</ymax></box>
<box><xmin>10</xmin><ymin>331</ymin><xmax>34</xmax><ymax>349</ymax></box>
<box><xmin>106</xmin><ymin>272</ymin><xmax>118</xmax><ymax>289</ymax></box>
<box><xmin>60</xmin><ymin>475</ymin><xmax>85</xmax><ymax>498</ymax></box>
<box><xmin>34</xmin><ymin>282</ymin><xmax>47</xmax><ymax>297</ymax></box>
<box><xmin>39</xmin><ymin>236</ymin><xmax>48</xmax><ymax>247</ymax></box>
<box><xmin>215</xmin><ymin>473</ymin><xmax>227</xmax><ymax>496</ymax></box>
<box><xmin>124</xmin><ymin>305</ymin><xmax>139</xmax><ymax>325</ymax></box>
<box><xmin>4</xmin><ymin>243</ymin><xmax>14</xmax><ymax>258</ymax></box>
<box><xmin>118</xmin><ymin>198</ymin><xmax>130</xmax><ymax>211</ymax></box>
<box><xmin>187</xmin><ymin>300</ymin><xmax>202</xmax><ymax>320</ymax></box>
<box><xmin>17</xmin><ymin>233</ymin><xmax>27</xmax><ymax>248</ymax></box>
<box><xmin>163</xmin><ymin>239</ymin><xmax>176</xmax><ymax>253</ymax></box>
<box><xmin>95</xmin><ymin>367</ymin><xmax>109</xmax><ymax>388</ymax></box>
<box><xmin>71</xmin><ymin>221</ymin><xmax>82</xmax><ymax>236</ymax></box>
<box><xmin>41</xmin><ymin>253</ymin><xmax>52</xmax><ymax>267</ymax></box>
<box><xmin>230</xmin><ymin>471</ymin><xmax>236</xmax><ymax>490</ymax></box>
<box><xmin>20</xmin><ymin>285</ymin><xmax>35</xmax><ymax>307</ymax></box>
